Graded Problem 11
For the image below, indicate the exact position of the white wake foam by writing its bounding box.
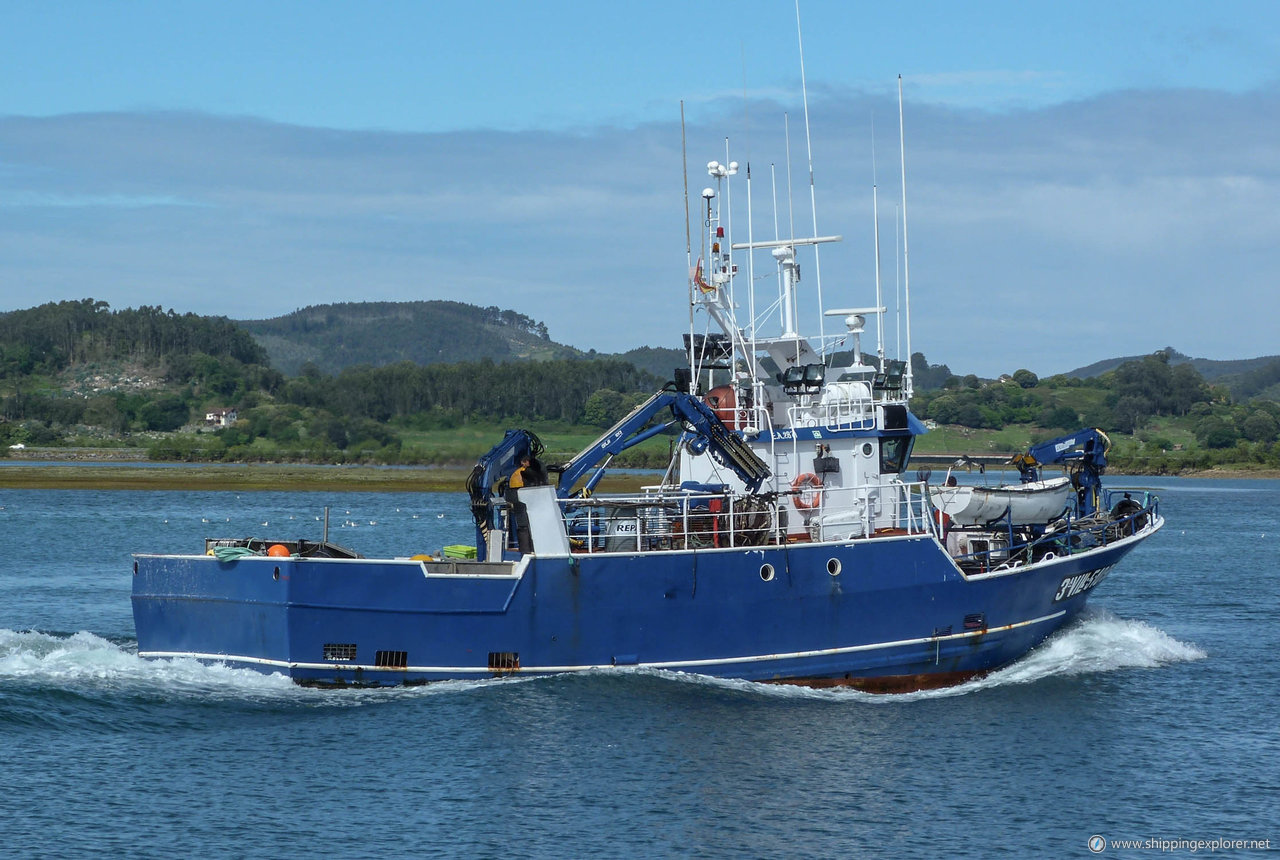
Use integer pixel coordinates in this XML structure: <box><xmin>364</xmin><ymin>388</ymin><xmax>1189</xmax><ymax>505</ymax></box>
<box><xmin>963</xmin><ymin>608</ymin><xmax>1206</xmax><ymax>693</ymax></box>
<box><xmin>628</xmin><ymin>609</ymin><xmax>1207</xmax><ymax>702</ymax></box>
<box><xmin>0</xmin><ymin>629</ymin><xmax>485</xmax><ymax>705</ymax></box>
<box><xmin>1</xmin><ymin>610</ymin><xmax>1205</xmax><ymax>704</ymax></box>
<box><xmin>0</xmin><ymin>629</ymin><xmax>294</xmax><ymax>697</ymax></box>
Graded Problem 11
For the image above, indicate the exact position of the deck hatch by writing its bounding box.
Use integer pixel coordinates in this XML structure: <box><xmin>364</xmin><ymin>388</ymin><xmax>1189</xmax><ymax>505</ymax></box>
<box><xmin>375</xmin><ymin>650</ymin><xmax>408</xmax><ymax>668</ymax></box>
<box><xmin>323</xmin><ymin>643</ymin><xmax>357</xmax><ymax>661</ymax></box>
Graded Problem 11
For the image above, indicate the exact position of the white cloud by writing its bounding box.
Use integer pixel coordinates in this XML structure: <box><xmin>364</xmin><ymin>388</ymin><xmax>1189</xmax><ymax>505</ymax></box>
<box><xmin>2</xmin><ymin>85</ymin><xmax>1278</xmax><ymax>377</ymax></box>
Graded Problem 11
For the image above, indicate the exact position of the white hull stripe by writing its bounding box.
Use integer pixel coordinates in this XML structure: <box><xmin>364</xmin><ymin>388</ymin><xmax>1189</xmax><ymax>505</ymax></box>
<box><xmin>140</xmin><ymin>609</ymin><xmax>1066</xmax><ymax>676</ymax></box>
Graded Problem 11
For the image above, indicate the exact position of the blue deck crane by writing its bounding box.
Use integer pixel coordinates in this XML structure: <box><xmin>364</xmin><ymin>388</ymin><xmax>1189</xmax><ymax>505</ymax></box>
<box><xmin>1011</xmin><ymin>428</ymin><xmax>1112</xmax><ymax>516</ymax></box>
<box><xmin>466</xmin><ymin>388</ymin><xmax>771</xmax><ymax>555</ymax></box>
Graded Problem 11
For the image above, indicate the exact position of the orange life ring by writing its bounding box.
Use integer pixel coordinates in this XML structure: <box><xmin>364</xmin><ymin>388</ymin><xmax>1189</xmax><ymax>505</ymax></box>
<box><xmin>791</xmin><ymin>472</ymin><xmax>823</xmax><ymax>509</ymax></box>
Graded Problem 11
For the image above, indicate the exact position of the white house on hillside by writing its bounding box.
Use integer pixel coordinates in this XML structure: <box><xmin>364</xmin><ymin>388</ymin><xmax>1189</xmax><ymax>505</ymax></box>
<box><xmin>205</xmin><ymin>407</ymin><xmax>238</xmax><ymax>427</ymax></box>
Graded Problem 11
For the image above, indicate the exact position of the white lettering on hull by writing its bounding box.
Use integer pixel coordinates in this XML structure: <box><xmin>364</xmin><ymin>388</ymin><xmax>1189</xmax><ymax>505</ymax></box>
<box><xmin>1053</xmin><ymin>565</ymin><xmax>1114</xmax><ymax>602</ymax></box>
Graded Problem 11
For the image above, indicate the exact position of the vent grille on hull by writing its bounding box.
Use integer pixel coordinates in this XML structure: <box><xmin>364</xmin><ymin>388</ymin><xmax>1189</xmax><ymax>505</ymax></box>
<box><xmin>488</xmin><ymin>652</ymin><xmax>520</xmax><ymax>675</ymax></box>
<box><xmin>323</xmin><ymin>643</ymin><xmax>357</xmax><ymax>662</ymax></box>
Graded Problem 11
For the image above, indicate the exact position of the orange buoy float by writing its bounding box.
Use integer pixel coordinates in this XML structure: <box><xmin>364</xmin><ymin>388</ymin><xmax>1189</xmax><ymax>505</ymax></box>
<box><xmin>267</xmin><ymin>544</ymin><xmax>291</xmax><ymax>558</ymax></box>
<box><xmin>791</xmin><ymin>472</ymin><xmax>824</xmax><ymax>509</ymax></box>
<box><xmin>705</xmin><ymin>385</ymin><xmax>742</xmax><ymax>430</ymax></box>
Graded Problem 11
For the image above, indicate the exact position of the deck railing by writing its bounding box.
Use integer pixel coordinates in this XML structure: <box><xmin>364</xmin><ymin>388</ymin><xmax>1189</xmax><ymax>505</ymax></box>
<box><xmin>537</xmin><ymin>479</ymin><xmax>936</xmax><ymax>555</ymax></box>
<box><xmin>557</xmin><ymin>489</ymin><xmax>778</xmax><ymax>553</ymax></box>
<box><xmin>799</xmin><ymin>480</ymin><xmax>935</xmax><ymax>541</ymax></box>
<box><xmin>489</xmin><ymin>481</ymin><xmax>1157</xmax><ymax>563</ymax></box>
<box><xmin>785</xmin><ymin>401</ymin><xmax>876</xmax><ymax>433</ymax></box>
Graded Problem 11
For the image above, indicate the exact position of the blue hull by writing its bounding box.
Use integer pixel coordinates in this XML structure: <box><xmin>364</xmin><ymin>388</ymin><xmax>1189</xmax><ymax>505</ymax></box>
<box><xmin>132</xmin><ymin>522</ymin><xmax>1159</xmax><ymax>691</ymax></box>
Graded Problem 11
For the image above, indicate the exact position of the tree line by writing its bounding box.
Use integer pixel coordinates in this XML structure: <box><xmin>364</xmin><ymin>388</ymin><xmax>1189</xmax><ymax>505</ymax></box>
<box><xmin>0</xmin><ymin>299</ymin><xmax>267</xmax><ymax>377</ymax></box>
<box><xmin>3</xmin><ymin>301</ymin><xmax>1279</xmax><ymax>471</ymax></box>
<box><xmin>0</xmin><ymin>300</ymin><xmax>664</xmax><ymax>459</ymax></box>
<box><xmin>281</xmin><ymin>358</ymin><xmax>658</xmax><ymax>424</ymax></box>
<box><xmin>910</xmin><ymin>350</ymin><xmax>1217</xmax><ymax>434</ymax></box>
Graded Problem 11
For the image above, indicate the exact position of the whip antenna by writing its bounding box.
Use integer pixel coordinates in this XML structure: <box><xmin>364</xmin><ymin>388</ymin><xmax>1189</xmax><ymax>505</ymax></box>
<box><xmin>795</xmin><ymin>0</ymin><xmax>826</xmax><ymax>352</ymax></box>
<box><xmin>682</xmin><ymin>100</ymin><xmax>696</xmax><ymax>390</ymax></box>
<box><xmin>898</xmin><ymin>75</ymin><xmax>914</xmax><ymax>398</ymax></box>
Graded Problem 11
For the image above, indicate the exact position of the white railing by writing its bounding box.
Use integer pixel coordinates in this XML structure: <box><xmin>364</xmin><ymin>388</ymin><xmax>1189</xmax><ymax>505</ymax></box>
<box><xmin>557</xmin><ymin>490</ymin><xmax>777</xmax><ymax>553</ymax></box>
<box><xmin>797</xmin><ymin>479</ymin><xmax>935</xmax><ymax>541</ymax></box>
<box><xmin>785</xmin><ymin>401</ymin><xmax>876</xmax><ymax>433</ymax></box>
<box><xmin>532</xmin><ymin>479</ymin><xmax>936</xmax><ymax>555</ymax></box>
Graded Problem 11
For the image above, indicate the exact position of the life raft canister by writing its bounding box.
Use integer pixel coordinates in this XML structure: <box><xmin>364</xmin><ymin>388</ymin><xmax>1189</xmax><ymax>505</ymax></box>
<box><xmin>791</xmin><ymin>472</ymin><xmax>824</xmax><ymax>509</ymax></box>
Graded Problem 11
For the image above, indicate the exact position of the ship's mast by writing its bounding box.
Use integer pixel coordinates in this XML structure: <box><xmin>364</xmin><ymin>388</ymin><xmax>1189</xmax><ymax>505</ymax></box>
<box><xmin>682</xmin><ymin>101</ymin><xmax>696</xmax><ymax>394</ymax></box>
<box><xmin>872</xmin><ymin>118</ymin><xmax>885</xmax><ymax>373</ymax></box>
<box><xmin>795</xmin><ymin>0</ymin><xmax>827</xmax><ymax>355</ymax></box>
<box><xmin>898</xmin><ymin>75</ymin><xmax>915</xmax><ymax>399</ymax></box>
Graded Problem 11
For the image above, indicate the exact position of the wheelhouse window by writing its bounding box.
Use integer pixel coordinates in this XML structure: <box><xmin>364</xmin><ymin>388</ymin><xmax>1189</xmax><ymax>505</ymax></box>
<box><xmin>880</xmin><ymin>436</ymin><xmax>913</xmax><ymax>474</ymax></box>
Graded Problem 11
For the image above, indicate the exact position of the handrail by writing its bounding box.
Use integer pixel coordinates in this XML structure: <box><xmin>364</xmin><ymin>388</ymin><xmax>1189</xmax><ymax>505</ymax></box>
<box><xmin>487</xmin><ymin>480</ymin><xmax>1155</xmax><ymax>562</ymax></box>
<box><xmin>553</xmin><ymin>489</ymin><xmax>779</xmax><ymax>554</ymax></box>
<box><xmin>802</xmin><ymin>479</ymin><xmax>935</xmax><ymax>540</ymax></box>
<box><xmin>540</xmin><ymin>479</ymin><xmax>937</xmax><ymax>554</ymax></box>
<box><xmin>785</xmin><ymin>401</ymin><xmax>875</xmax><ymax>433</ymax></box>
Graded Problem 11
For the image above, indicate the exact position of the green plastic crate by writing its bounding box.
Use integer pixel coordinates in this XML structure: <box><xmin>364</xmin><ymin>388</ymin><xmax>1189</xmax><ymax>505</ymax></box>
<box><xmin>442</xmin><ymin>544</ymin><xmax>477</xmax><ymax>559</ymax></box>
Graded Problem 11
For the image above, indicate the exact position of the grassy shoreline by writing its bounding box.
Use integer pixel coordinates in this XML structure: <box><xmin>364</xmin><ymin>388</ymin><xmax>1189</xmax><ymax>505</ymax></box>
<box><xmin>2</xmin><ymin>459</ymin><xmax>1276</xmax><ymax>492</ymax></box>
<box><xmin>0</xmin><ymin>462</ymin><xmax>661</xmax><ymax>492</ymax></box>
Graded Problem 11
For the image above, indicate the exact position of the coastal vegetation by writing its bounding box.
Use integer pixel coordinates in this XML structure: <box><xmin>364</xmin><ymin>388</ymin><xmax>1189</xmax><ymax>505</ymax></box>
<box><xmin>3</xmin><ymin>299</ymin><xmax>1280</xmax><ymax>477</ymax></box>
<box><xmin>909</xmin><ymin>349</ymin><xmax>1280</xmax><ymax>473</ymax></box>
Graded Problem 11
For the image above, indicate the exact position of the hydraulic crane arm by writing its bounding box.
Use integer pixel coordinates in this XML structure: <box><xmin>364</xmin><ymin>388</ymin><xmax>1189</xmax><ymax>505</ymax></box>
<box><xmin>1011</xmin><ymin>428</ymin><xmax>1111</xmax><ymax>515</ymax></box>
<box><xmin>556</xmin><ymin>390</ymin><xmax>770</xmax><ymax>495</ymax></box>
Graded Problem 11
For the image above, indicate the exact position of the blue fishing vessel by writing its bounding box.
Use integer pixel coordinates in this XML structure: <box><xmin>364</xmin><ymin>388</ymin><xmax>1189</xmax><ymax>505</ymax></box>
<box><xmin>132</xmin><ymin>89</ymin><xmax>1162</xmax><ymax>692</ymax></box>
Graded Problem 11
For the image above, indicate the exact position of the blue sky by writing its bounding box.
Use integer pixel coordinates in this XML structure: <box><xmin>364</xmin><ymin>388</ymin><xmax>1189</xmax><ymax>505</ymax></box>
<box><xmin>2</xmin><ymin>0</ymin><xmax>1279</xmax><ymax>375</ymax></box>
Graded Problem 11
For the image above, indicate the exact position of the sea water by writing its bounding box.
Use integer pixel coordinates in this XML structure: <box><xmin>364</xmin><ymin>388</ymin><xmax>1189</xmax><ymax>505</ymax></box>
<box><xmin>0</xmin><ymin>479</ymin><xmax>1276</xmax><ymax>857</ymax></box>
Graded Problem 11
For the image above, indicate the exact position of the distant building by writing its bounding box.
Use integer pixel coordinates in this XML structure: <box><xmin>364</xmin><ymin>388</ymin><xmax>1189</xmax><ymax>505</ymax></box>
<box><xmin>205</xmin><ymin>407</ymin><xmax>238</xmax><ymax>427</ymax></box>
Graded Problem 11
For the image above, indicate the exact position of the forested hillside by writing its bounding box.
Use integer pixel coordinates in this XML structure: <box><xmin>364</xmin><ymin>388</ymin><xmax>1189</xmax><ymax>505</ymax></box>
<box><xmin>0</xmin><ymin>299</ymin><xmax>268</xmax><ymax>375</ymax></box>
<box><xmin>285</xmin><ymin>358</ymin><xmax>658</xmax><ymax>425</ymax></box>
<box><xmin>3</xmin><ymin>299</ymin><xmax>1279</xmax><ymax>472</ymax></box>
<box><xmin>1066</xmin><ymin>347</ymin><xmax>1280</xmax><ymax>383</ymax></box>
<box><xmin>237</xmin><ymin>301</ymin><xmax>582</xmax><ymax>376</ymax></box>
<box><xmin>909</xmin><ymin>349</ymin><xmax>1280</xmax><ymax>471</ymax></box>
<box><xmin>611</xmin><ymin>346</ymin><xmax>685</xmax><ymax>382</ymax></box>
<box><xmin>0</xmin><ymin>300</ymin><xmax>283</xmax><ymax>439</ymax></box>
<box><xmin>0</xmin><ymin>299</ymin><xmax>663</xmax><ymax>462</ymax></box>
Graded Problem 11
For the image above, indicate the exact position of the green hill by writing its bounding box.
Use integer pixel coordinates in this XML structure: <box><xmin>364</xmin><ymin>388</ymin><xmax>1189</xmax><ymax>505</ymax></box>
<box><xmin>238</xmin><ymin>300</ymin><xmax>696</xmax><ymax>382</ymax></box>
<box><xmin>237</xmin><ymin>301</ymin><xmax>584</xmax><ymax>376</ymax></box>
<box><xmin>4</xmin><ymin>300</ymin><xmax>1280</xmax><ymax>471</ymax></box>
<box><xmin>612</xmin><ymin>346</ymin><xmax>686</xmax><ymax>382</ymax></box>
<box><xmin>1066</xmin><ymin>346</ymin><xmax>1280</xmax><ymax>384</ymax></box>
<box><xmin>0</xmin><ymin>298</ymin><xmax>268</xmax><ymax>375</ymax></box>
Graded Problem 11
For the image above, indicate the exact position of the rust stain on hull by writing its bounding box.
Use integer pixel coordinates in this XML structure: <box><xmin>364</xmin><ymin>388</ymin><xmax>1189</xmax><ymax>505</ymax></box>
<box><xmin>766</xmin><ymin>669</ymin><xmax>987</xmax><ymax>694</ymax></box>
